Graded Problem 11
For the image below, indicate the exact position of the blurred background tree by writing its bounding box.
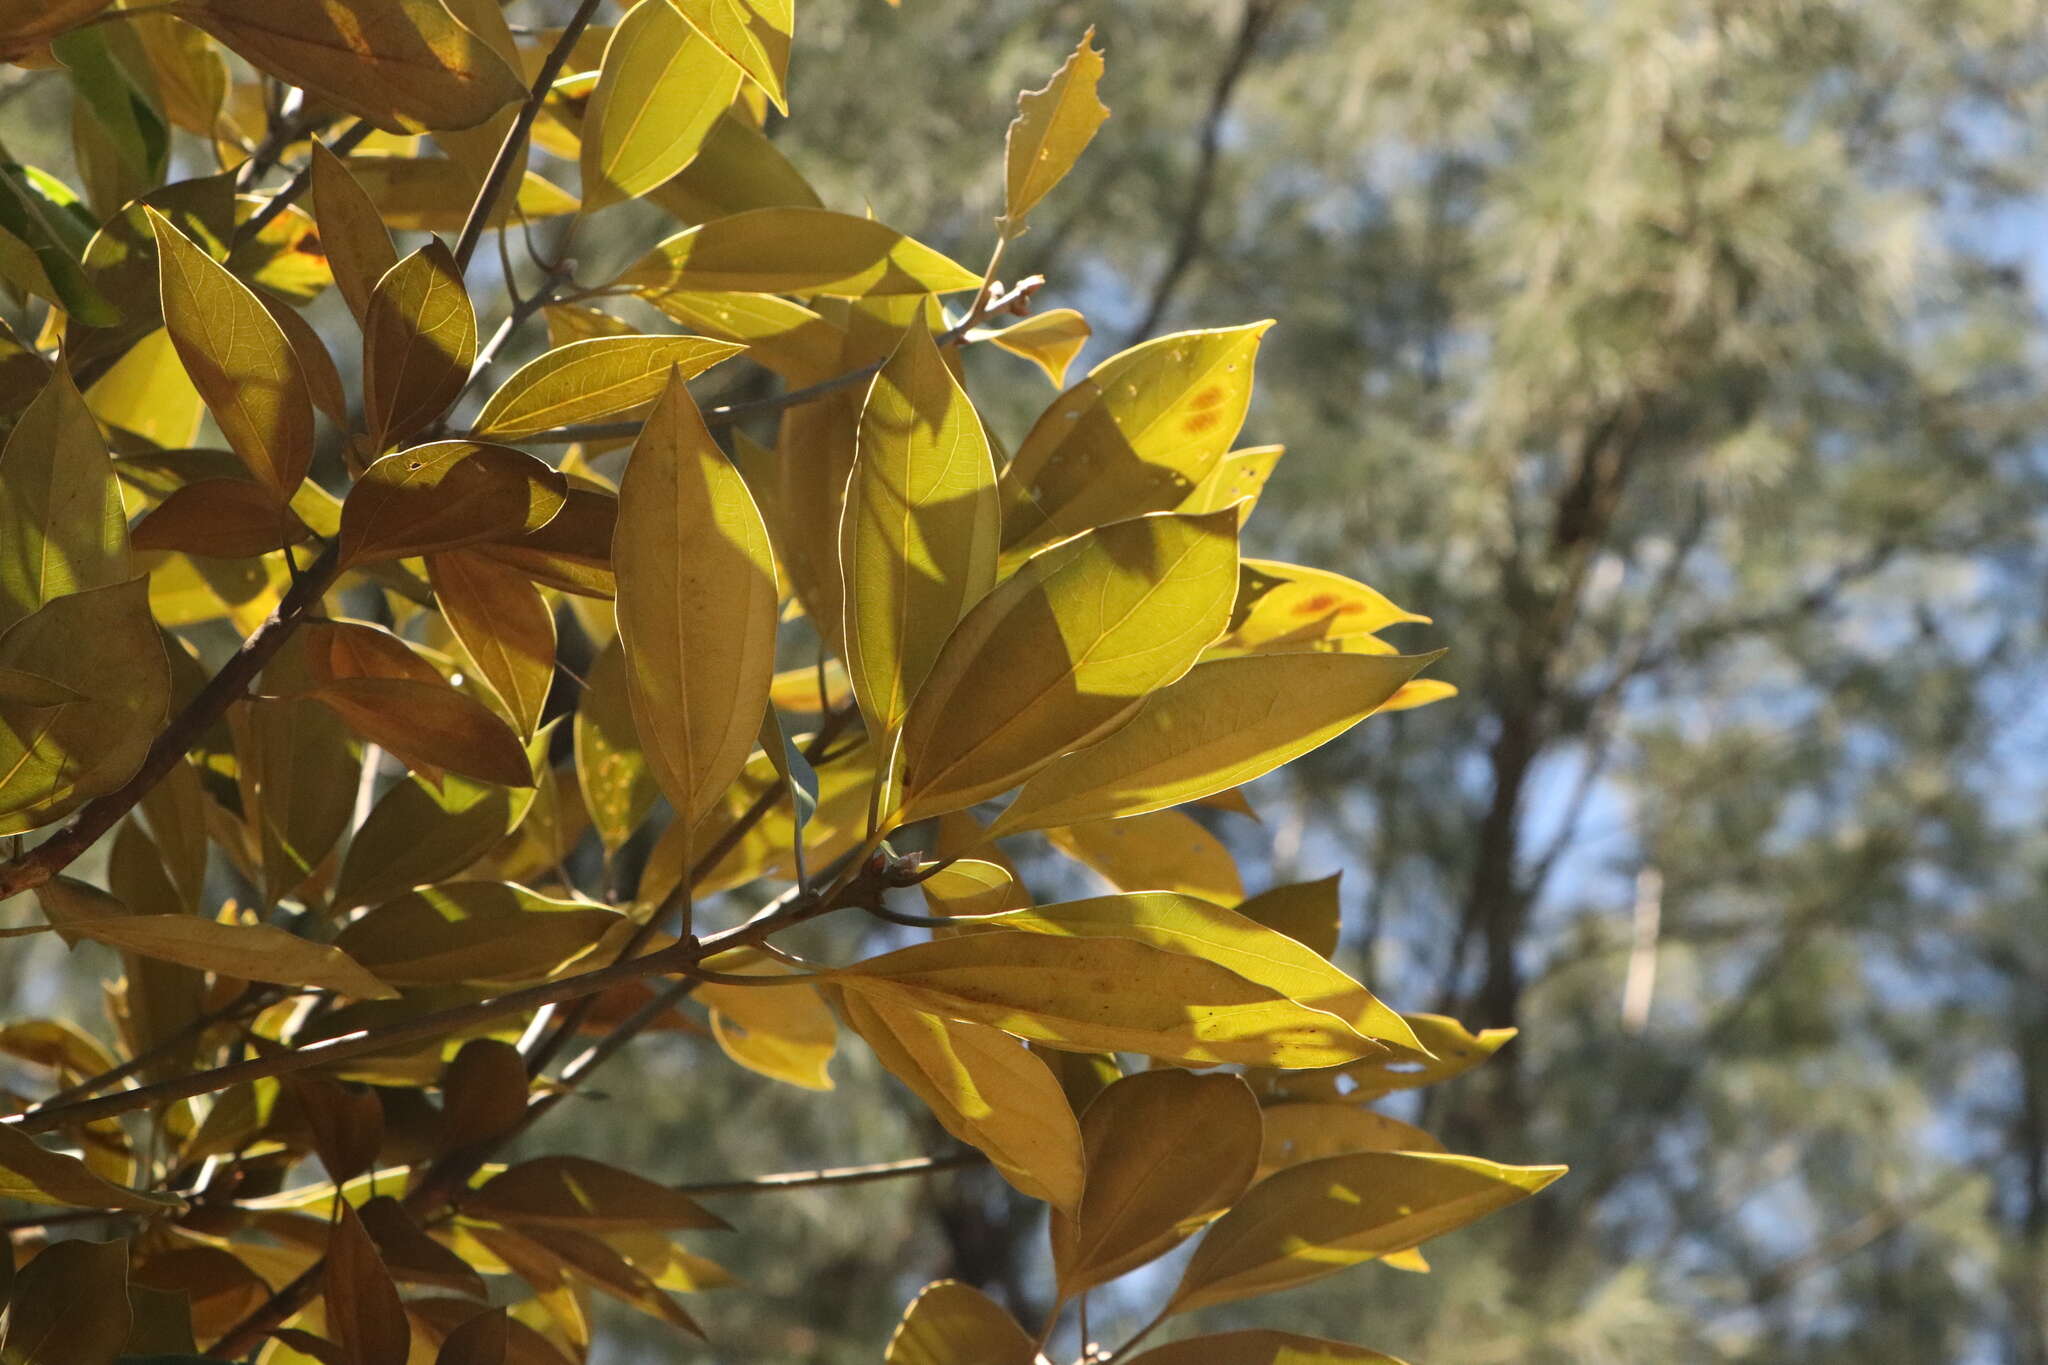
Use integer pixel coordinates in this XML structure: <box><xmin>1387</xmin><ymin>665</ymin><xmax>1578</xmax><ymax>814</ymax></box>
<box><xmin>7</xmin><ymin>0</ymin><xmax>2048</xmax><ymax>1361</ymax></box>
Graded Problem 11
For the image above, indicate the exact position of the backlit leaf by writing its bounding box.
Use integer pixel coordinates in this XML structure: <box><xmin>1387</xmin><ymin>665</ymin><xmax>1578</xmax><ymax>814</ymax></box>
<box><xmin>1284</xmin><ymin>1014</ymin><xmax>1518</xmax><ymax>1104</ymax></box>
<box><xmin>673</xmin><ymin>0</ymin><xmax>791</xmax><ymax>113</ymax></box>
<box><xmin>1216</xmin><ymin>559</ymin><xmax>1429</xmax><ymax>658</ymax></box>
<box><xmin>617</xmin><ymin>208</ymin><xmax>981</xmax><ymax>297</ymax></box>
<box><xmin>363</xmin><ymin>241</ymin><xmax>476</xmax><ymax>447</ymax></box>
<box><xmin>1051</xmin><ymin>1070</ymin><xmax>1260</xmax><ymax>1295</ymax></box>
<box><xmin>999</xmin><ymin>892</ymin><xmax>1420</xmax><ymax>1051</ymax></box>
<box><xmin>580</xmin><ymin>2</ymin><xmax>743</xmax><ymax>211</ymax></box>
<box><xmin>176</xmin><ymin>0</ymin><xmax>527</xmax><ymax>134</ymax></box>
<box><xmin>884</xmin><ymin>1281</ymin><xmax>1036</xmax><ymax>1365</ymax></box>
<box><xmin>842</xmin><ymin>989</ymin><xmax>1083</xmax><ymax>1211</ymax></box>
<box><xmin>0</xmin><ymin>1123</ymin><xmax>180</xmax><ymax>1212</ymax></box>
<box><xmin>148</xmin><ymin>207</ymin><xmax>313</xmax><ymax>495</ymax></box>
<box><xmin>308</xmin><ymin>676</ymin><xmax>533</xmax><ymax>787</ymax></box>
<box><xmin>574</xmin><ymin>639</ymin><xmax>657</xmax><ymax>852</ymax></box>
<box><xmin>339</xmin><ymin>442</ymin><xmax>567</xmax><ymax>566</ymax></box>
<box><xmin>310</xmin><ymin>141</ymin><xmax>398</xmax><ymax>325</ymax></box>
<box><xmin>989</xmin><ymin>651</ymin><xmax>1441</xmax><ymax>835</ymax></box>
<box><xmin>335</xmin><ymin>882</ymin><xmax>622</xmax><ymax>986</ymax></box>
<box><xmin>1</xmin><ymin>1239</ymin><xmax>134</xmax><ymax>1365</ymax></box>
<box><xmin>131</xmin><ymin>477</ymin><xmax>309</xmax><ymax>558</ymax></box>
<box><xmin>234</xmin><ymin>694</ymin><xmax>359</xmax><ymax>902</ymax></box>
<box><xmin>835</xmin><ymin>930</ymin><xmax>1381</xmax><ymax>1069</ymax></box>
<box><xmin>1236</xmin><ymin>874</ymin><xmax>1342</xmax><ymax>959</ymax></box>
<box><xmin>1179</xmin><ymin>444</ymin><xmax>1285</xmax><ymax>519</ymax></box>
<box><xmin>1045</xmin><ymin>809</ymin><xmax>1244</xmax><ymax>906</ymax></box>
<box><xmin>472</xmin><ymin>336</ymin><xmax>746</xmax><ymax>439</ymax></box>
<box><xmin>465</xmin><ymin>1156</ymin><xmax>726</xmax><ymax>1232</ymax></box>
<box><xmin>0</xmin><ymin>363</ymin><xmax>126</xmax><ymax>634</ymax></box>
<box><xmin>894</xmin><ymin>509</ymin><xmax>1239</xmax><ymax>821</ymax></box>
<box><xmin>476</xmin><ymin>486</ymin><xmax>617</xmax><ymax>598</ymax></box>
<box><xmin>338</xmin><ymin>155</ymin><xmax>579</xmax><ymax>231</ymax></box>
<box><xmin>695</xmin><ymin>950</ymin><xmax>837</xmax><ymax>1091</ymax></box>
<box><xmin>1257</xmin><ymin>1103</ymin><xmax>1445</xmax><ymax>1179</ymax></box>
<box><xmin>980</xmin><ymin>308</ymin><xmax>1091</xmax><ymax>387</ymax></box>
<box><xmin>1001</xmin><ymin>323</ymin><xmax>1270</xmax><ymax>552</ymax></box>
<box><xmin>429</xmin><ymin>549</ymin><xmax>557</xmax><ymax>739</ymax></box>
<box><xmin>1004</xmin><ymin>28</ymin><xmax>1109</xmax><ymax>224</ymax></box>
<box><xmin>614</xmin><ymin>371</ymin><xmax>778</xmax><ymax>825</ymax></box>
<box><xmin>1168</xmin><ymin>1151</ymin><xmax>1568</xmax><ymax>1313</ymax></box>
<box><xmin>918</xmin><ymin>859</ymin><xmax>1028</xmax><ymax>919</ymax></box>
<box><xmin>327</xmin><ymin>1201</ymin><xmax>412</xmax><ymax>1365</ymax></box>
<box><xmin>841</xmin><ymin>322</ymin><xmax>1000</xmax><ymax>752</ymax></box>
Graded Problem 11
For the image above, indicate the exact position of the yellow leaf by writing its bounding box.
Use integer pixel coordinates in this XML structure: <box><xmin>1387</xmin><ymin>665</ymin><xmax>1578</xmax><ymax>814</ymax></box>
<box><xmin>613</xmin><ymin>371</ymin><xmax>778</xmax><ymax>826</ymax></box>
<box><xmin>335</xmin><ymin>882</ymin><xmax>622</xmax><ymax>986</ymax></box>
<box><xmin>768</xmin><ymin>656</ymin><xmax>851</xmax><ymax>713</ymax></box>
<box><xmin>642</xmin><ymin>289</ymin><xmax>845</xmax><ymax>381</ymax></box>
<box><xmin>1051</xmin><ymin>1069</ymin><xmax>1260</xmax><ymax>1296</ymax></box>
<box><xmin>1236</xmin><ymin>873</ymin><xmax>1341</xmax><ymax>959</ymax></box>
<box><xmin>1045</xmin><ymin>809</ymin><xmax>1244</xmax><ymax>906</ymax></box>
<box><xmin>832</xmin><ymin>930</ymin><xmax>1382</xmax><ymax>1069</ymax></box>
<box><xmin>85</xmin><ymin>328</ymin><xmax>205</xmax><ymax>449</ymax></box>
<box><xmin>309</xmin><ymin>141</ymin><xmax>397</xmax><ymax>325</ymax></box>
<box><xmin>581</xmin><ymin>1</ymin><xmax>744</xmax><ymax>211</ymax></box>
<box><xmin>885</xmin><ymin>1280</ymin><xmax>1038</xmax><ymax>1365</ymax></box>
<box><xmin>337</xmin><ymin>154</ymin><xmax>579</xmax><ymax>231</ymax></box>
<box><xmin>989</xmin><ymin>651</ymin><xmax>1441</xmax><ymax>836</ymax></box>
<box><xmin>1379</xmin><ymin>677</ymin><xmax>1458</xmax><ymax>713</ymax></box>
<box><xmin>1004</xmin><ymin>28</ymin><xmax>1109</xmax><ymax>224</ymax></box>
<box><xmin>616</xmin><ymin>207</ymin><xmax>982</xmax><ymax>297</ymax></box>
<box><xmin>1001</xmin><ymin>322</ymin><xmax>1270</xmax><ymax>553</ymax></box>
<box><xmin>0</xmin><ymin>578</ymin><xmax>169</xmax><ymax>836</ymax></box>
<box><xmin>1256</xmin><ymin>1102</ymin><xmax>1445</xmax><ymax>1181</ymax></box>
<box><xmin>464</xmin><ymin>1156</ymin><xmax>726</xmax><ymax>1231</ymax></box>
<box><xmin>131</xmin><ymin>477</ymin><xmax>309</xmax><ymax>558</ymax></box>
<box><xmin>1214</xmin><ymin>559</ymin><xmax>1430</xmax><ymax>658</ymax></box>
<box><xmin>363</xmin><ymin>240</ymin><xmax>475</xmax><ymax>447</ymax></box>
<box><xmin>0</xmin><ymin>1121</ymin><xmax>180</xmax><ymax>1212</ymax></box>
<box><xmin>475</xmin><ymin>485</ymin><xmax>617</xmax><ymax>598</ymax></box>
<box><xmin>918</xmin><ymin>859</ymin><xmax>1028</xmax><ymax>919</ymax></box>
<box><xmin>998</xmin><ymin>892</ymin><xmax>1420</xmax><ymax>1053</ymax></box>
<box><xmin>574</xmin><ymin>638</ymin><xmax>657</xmax><ymax>852</ymax></box>
<box><xmin>894</xmin><ymin>508</ymin><xmax>1239</xmax><ymax>822</ymax></box>
<box><xmin>650</xmin><ymin>109</ymin><xmax>821</xmax><ymax>224</ymax></box>
<box><xmin>840</xmin><ymin>323</ymin><xmax>1000</xmax><ymax>754</ymax></box>
<box><xmin>697</xmin><ymin>952</ymin><xmax>838</xmax><ymax>1091</ymax></box>
<box><xmin>673</xmin><ymin>0</ymin><xmax>791</xmax><ymax>114</ymax></box>
<box><xmin>1168</xmin><ymin>1151</ymin><xmax>1567</xmax><ymax>1313</ymax></box>
<box><xmin>38</xmin><ymin>883</ymin><xmax>397</xmax><ymax>998</ymax></box>
<box><xmin>473</xmin><ymin>336</ymin><xmax>746</xmax><ymax>438</ymax></box>
<box><xmin>1125</xmin><ymin>1332</ymin><xmax>1410</xmax><ymax>1365</ymax></box>
<box><xmin>980</xmin><ymin>307</ymin><xmax>1091</xmax><ymax>387</ymax></box>
<box><xmin>1284</xmin><ymin>1013</ymin><xmax>1518</xmax><ymax>1104</ymax></box>
<box><xmin>148</xmin><ymin>207</ymin><xmax>313</xmax><ymax>495</ymax></box>
<box><xmin>842</xmin><ymin>989</ymin><xmax>1084</xmax><ymax>1211</ymax></box>
<box><xmin>338</xmin><ymin>441</ymin><xmax>567</xmax><ymax>566</ymax></box>
<box><xmin>428</xmin><ymin>548</ymin><xmax>557</xmax><ymax>740</ymax></box>
<box><xmin>309</xmin><ymin>675</ymin><xmax>533</xmax><ymax>787</ymax></box>
<box><xmin>0</xmin><ymin>362</ymin><xmax>127</xmax><ymax>633</ymax></box>
<box><xmin>1179</xmin><ymin>443</ymin><xmax>1284</xmax><ymax>518</ymax></box>
<box><xmin>176</xmin><ymin>0</ymin><xmax>528</xmax><ymax>134</ymax></box>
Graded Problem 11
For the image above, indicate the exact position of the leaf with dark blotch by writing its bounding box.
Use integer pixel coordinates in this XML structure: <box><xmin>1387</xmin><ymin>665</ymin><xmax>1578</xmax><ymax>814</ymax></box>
<box><xmin>363</xmin><ymin>241</ymin><xmax>476</xmax><ymax>447</ymax></box>
<box><xmin>339</xmin><ymin>442</ymin><xmax>567</xmax><ymax>567</ymax></box>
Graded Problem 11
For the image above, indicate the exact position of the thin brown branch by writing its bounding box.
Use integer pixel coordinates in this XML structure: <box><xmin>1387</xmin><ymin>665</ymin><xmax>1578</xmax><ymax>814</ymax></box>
<box><xmin>0</xmin><ymin>544</ymin><xmax>343</xmax><ymax>907</ymax></box>
<box><xmin>451</xmin><ymin>0</ymin><xmax>605</xmax><ymax>274</ymax></box>
<box><xmin>232</xmin><ymin>121</ymin><xmax>373</xmax><ymax>248</ymax></box>
<box><xmin>678</xmin><ymin>1151</ymin><xmax>985</xmax><ymax>1198</ymax></box>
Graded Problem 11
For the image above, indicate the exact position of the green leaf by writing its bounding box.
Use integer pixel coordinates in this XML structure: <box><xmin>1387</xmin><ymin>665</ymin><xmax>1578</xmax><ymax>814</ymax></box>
<box><xmin>1051</xmin><ymin>1069</ymin><xmax>1260</xmax><ymax>1296</ymax></box>
<box><xmin>884</xmin><ymin>1281</ymin><xmax>1037</xmax><ymax>1365</ymax></box>
<box><xmin>580</xmin><ymin>1</ymin><xmax>744</xmax><ymax>211</ymax></box>
<box><xmin>997</xmin><ymin>892</ymin><xmax>1422</xmax><ymax>1053</ymax></box>
<box><xmin>1003</xmin><ymin>28</ymin><xmax>1109</xmax><ymax>225</ymax></box>
<box><xmin>0</xmin><ymin>162</ymin><xmax>117</xmax><ymax>326</ymax></box>
<box><xmin>1001</xmin><ymin>323</ymin><xmax>1271</xmax><ymax>552</ymax></box>
<box><xmin>988</xmin><ymin>651</ymin><xmax>1442</xmax><ymax>835</ymax></box>
<box><xmin>1168</xmin><ymin>1151</ymin><xmax>1568</xmax><ymax>1313</ymax></box>
<box><xmin>835</xmin><ymin>929</ymin><xmax>1382</xmax><ymax>1069</ymax></box>
<box><xmin>613</xmin><ymin>371</ymin><xmax>779</xmax><ymax>826</ymax></box>
<box><xmin>175</xmin><ymin>0</ymin><xmax>528</xmax><ymax>135</ymax></box>
<box><xmin>617</xmin><ymin>208</ymin><xmax>982</xmax><ymax>297</ymax></box>
<box><xmin>339</xmin><ymin>442</ymin><xmax>567</xmax><ymax>567</ymax></box>
<box><xmin>0</xmin><ymin>1125</ymin><xmax>180</xmax><ymax>1213</ymax></box>
<box><xmin>363</xmin><ymin>240</ymin><xmax>476</xmax><ymax>447</ymax></box>
<box><xmin>894</xmin><ymin>509</ymin><xmax>1240</xmax><ymax>822</ymax></box>
<box><xmin>842</xmin><ymin>989</ymin><xmax>1084</xmax><ymax>1212</ymax></box>
<box><xmin>840</xmin><ymin>323</ymin><xmax>1000</xmax><ymax>758</ymax></box>
<box><xmin>472</xmin><ymin>336</ymin><xmax>746</xmax><ymax>439</ymax></box>
<box><xmin>148</xmin><ymin>207</ymin><xmax>314</xmax><ymax>494</ymax></box>
<box><xmin>0</xmin><ymin>363</ymin><xmax>127</xmax><ymax>635</ymax></box>
<box><xmin>53</xmin><ymin>25</ymin><xmax>169</xmax><ymax>211</ymax></box>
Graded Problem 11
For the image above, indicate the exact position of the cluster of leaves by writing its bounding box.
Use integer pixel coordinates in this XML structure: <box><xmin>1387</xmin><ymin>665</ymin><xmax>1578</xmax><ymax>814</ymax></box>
<box><xmin>0</xmin><ymin>3</ymin><xmax>1560</xmax><ymax>1362</ymax></box>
